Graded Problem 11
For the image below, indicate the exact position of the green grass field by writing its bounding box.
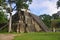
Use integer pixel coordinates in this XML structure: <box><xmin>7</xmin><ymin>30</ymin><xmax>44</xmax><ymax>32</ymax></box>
<box><xmin>14</xmin><ymin>32</ymin><xmax>60</xmax><ymax>40</ymax></box>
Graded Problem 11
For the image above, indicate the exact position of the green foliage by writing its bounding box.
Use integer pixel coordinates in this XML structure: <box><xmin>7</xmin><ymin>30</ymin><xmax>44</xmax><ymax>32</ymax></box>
<box><xmin>39</xmin><ymin>14</ymin><xmax>52</xmax><ymax>28</ymax></box>
<box><xmin>51</xmin><ymin>19</ymin><xmax>60</xmax><ymax>28</ymax></box>
<box><xmin>40</xmin><ymin>14</ymin><xmax>60</xmax><ymax>28</ymax></box>
<box><xmin>57</xmin><ymin>0</ymin><xmax>60</xmax><ymax>8</ymax></box>
<box><xmin>14</xmin><ymin>32</ymin><xmax>60</xmax><ymax>40</ymax></box>
<box><xmin>0</xmin><ymin>26</ymin><xmax>8</xmax><ymax>33</ymax></box>
<box><xmin>0</xmin><ymin>0</ymin><xmax>5</xmax><ymax>5</ymax></box>
<box><xmin>52</xmin><ymin>14</ymin><xmax>59</xmax><ymax>19</ymax></box>
<box><xmin>16</xmin><ymin>0</ymin><xmax>23</xmax><ymax>9</ymax></box>
<box><xmin>0</xmin><ymin>11</ymin><xmax>7</xmax><ymax>23</ymax></box>
<box><xmin>8</xmin><ymin>0</ymin><xmax>32</xmax><ymax>10</ymax></box>
<box><xmin>0</xmin><ymin>0</ymin><xmax>7</xmax><ymax>23</ymax></box>
<box><xmin>15</xmin><ymin>0</ymin><xmax>32</xmax><ymax>10</ymax></box>
<box><xmin>23</xmin><ymin>3</ymin><xmax>29</xmax><ymax>9</ymax></box>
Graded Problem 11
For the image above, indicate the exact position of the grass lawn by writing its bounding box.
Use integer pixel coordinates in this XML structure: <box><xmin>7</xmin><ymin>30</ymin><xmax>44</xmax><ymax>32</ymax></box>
<box><xmin>14</xmin><ymin>32</ymin><xmax>60</xmax><ymax>40</ymax></box>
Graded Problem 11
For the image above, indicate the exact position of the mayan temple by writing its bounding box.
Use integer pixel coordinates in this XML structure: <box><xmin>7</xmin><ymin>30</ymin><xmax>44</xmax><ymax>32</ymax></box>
<box><xmin>12</xmin><ymin>9</ymin><xmax>50</xmax><ymax>33</ymax></box>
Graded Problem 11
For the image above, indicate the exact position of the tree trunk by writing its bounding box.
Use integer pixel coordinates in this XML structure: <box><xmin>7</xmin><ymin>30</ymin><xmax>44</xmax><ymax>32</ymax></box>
<box><xmin>9</xmin><ymin>13</ymin><xmax>12</xmax><ymax>32</ymax></box>
<box><xmin>8</xmin><ymin>3</ymin><xmax>12</xmax><ymax>33</ymax></box>
<box><xmin>53</xmin><ymin>27</ymin><xmax>56</xmax><ymax>32</ymax></box>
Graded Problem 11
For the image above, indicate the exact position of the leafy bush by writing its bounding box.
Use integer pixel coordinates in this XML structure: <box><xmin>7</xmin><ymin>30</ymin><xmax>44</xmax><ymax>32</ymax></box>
<box><xmin>51</xmin><ymin>19</ymin><xmax>60</xmax><ymax>28</ymax></box>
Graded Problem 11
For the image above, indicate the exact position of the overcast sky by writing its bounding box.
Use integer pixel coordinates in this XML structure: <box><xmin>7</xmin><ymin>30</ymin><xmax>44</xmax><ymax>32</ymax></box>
<box><xmin>29</xmin><ymin>0</ymin><xmax>60</xmax><ymax>16</ymax></box>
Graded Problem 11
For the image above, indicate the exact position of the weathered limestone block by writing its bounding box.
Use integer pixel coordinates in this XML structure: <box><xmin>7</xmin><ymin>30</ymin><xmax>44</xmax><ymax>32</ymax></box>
<box><xmin>30</xmin><ymin>24</ymin><xmax>36</xmax><ymax>32</ymax></box>
<box><xmin>19</xmin><ymin>20</ymin><xmax>25</xmax><ymax>33</ymax></box>
<box><xmin>34</xmin><ymin>21</ymin><xmax>41</xmax><ymax>32</ymax></box>
<box><xmin>26</xmin><ymin>24</ymin><xmax>35</xmax><ymax>32</ymax></box>
<box><xmin>20</xmin><ymin>24</ymin><xmax>25</xmax><ymax>33</ymax></box>
<box><xmin>27</xmin><ymin>18</ymin><xmax>32</xmax><ymax>24</ymax></box>
<box><xmin>26</xmin><ymin>27</ymin><xmax>30</xmax><ymax>32</ymax></box>
<box><xmin>26</xmin><ymin>24</ymin><xmax>31</xmax><ymax>32</ymax></box>
<box><xmin>17</xmin><ymin>23</ymin><xmax>20</xmax><ymax>33</ymax></box>
<box><xmin>25</xmin><ymin>16</ymin><xmax>28</xmax><ymax>24</ymax></box>
<box><xmin>32</xmin><ymin>19</ymin><xmax>35</xmax><ymax>24</ymax></box>
<box><xmin>32</xmin><ymin>19</ymin><xmax>41</xmax><ymax>32</ymax></box>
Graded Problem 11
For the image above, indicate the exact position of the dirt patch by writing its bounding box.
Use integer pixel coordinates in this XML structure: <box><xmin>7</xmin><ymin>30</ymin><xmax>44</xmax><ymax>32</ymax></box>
<box><xmin>0</xmin><ymin>34</ymin><xmax>16</xmax><ymax>40</ymax></box>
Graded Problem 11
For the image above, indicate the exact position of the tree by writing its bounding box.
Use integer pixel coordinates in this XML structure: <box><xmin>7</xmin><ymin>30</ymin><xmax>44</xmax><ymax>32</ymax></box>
<box><xmin>51</xmin><ymin>19</ymin><xmax>60</xmax><ymax>32</ymax></box>
<box><xmin>0</xmin><ymin>0</ymin><xmax>5</xmax><ymax>6</ymax></box>
<box><xmin>39</xmin><ymin>14</ymin><xmax>52</xmax><ymax>28</ymax></box>
<box><xmin>6</xmin><ymin>0</ymin><xmax>12</xmax><ymax>33</ymax></box>
<box><xmin>57</xmin><ymin>0</ymin><xmax>60</xmax><ymax>8</ymax></box>
<box><xmin>0</xmin><ymin>11</ymin><xmax>7</xmax><ymax>23</ymax></box>
<box><xmin>0</xmin><ymin>0</ymin><xmax>7</xmax><ymax>23</ymax></box>
<box><xmin>52</xmin><ymin>13</ymin><xmax>59</xmax><ymax>19</ymax></box>
<box><xmin>0</xmin><ymin>0</ymin><xmax>12</xmax><ymax>32</ymax></box>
